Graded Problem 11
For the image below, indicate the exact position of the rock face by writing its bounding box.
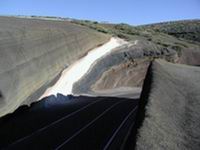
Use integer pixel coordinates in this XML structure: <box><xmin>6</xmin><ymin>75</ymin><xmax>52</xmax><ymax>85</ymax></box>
<box><xmin>135</xmin><ymin>60</ymin><xmax>200</xmax><ymax>150</ymax></box>
<box><xmin>0</xmin><ymin>16</ymin><xmax>109</xmax><ymax>117</ymax></box>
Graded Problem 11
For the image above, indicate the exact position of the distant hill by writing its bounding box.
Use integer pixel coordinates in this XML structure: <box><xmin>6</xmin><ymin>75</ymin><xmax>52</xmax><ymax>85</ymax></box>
<box><xmin>138</xmin><ymin>20</ymin><xmax>200</xmax><ymax>42</ymax></box>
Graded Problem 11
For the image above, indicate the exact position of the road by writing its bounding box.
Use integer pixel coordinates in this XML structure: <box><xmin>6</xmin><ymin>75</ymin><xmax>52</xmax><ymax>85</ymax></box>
<box><xmin>0</xmin><ymin>95</ymin><xmax>138</xmax><ymax>149</ymax></box>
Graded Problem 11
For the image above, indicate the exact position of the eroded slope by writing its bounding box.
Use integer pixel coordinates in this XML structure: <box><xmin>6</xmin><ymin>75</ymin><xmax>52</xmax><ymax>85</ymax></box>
<box><xmin>0</xmin><ymin>16</ymin><xmax>109</xmax><ymax>117</ymax></box>
<box><xmin>135</xmin><ymin>60</ymin><xmax>200</xmax><ymax>150</ymax></box>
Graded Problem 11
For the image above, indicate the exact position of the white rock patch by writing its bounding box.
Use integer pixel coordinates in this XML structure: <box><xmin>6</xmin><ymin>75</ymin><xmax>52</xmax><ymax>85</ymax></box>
<box><xmin>40</xmin><ymin>37</ymin><xmax>128</xmax><ymax>99</ymax></box>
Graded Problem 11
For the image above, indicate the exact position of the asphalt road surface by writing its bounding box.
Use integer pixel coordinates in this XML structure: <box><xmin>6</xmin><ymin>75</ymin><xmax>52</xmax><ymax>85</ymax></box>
<box><xmin>0</xmin><ymin>95</ymin><xmax>138</xmax><ymax>149</ymax></box>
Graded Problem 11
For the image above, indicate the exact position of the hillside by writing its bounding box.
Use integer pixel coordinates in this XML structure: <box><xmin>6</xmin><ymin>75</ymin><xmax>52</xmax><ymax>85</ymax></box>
<box><xmin>134</xmin><ymin>60</ymin><xmax>200</xmax><ymax>150</ymax></box>
<box><xmin>1</xmin><ymin>16</ymin><xmax>199</xmax><ymax>116</ymax></box>
<box><xmin>139</xmin><ymin>20</ymin><xmax>200</xmax><ymax>42</ymax></box>
<box><xmin>72</xmin><ymin>19</ymin><xmax>200</xmax><ymax>96</ymax></box>
<box><xmin>0</xmin><ymin>16</ymin><xmax>200</xmax><ymax>149</ymax></box>
<box><xmin>0</xmin><ymin>16</ymin><xmax>110</xmax><ymax>117</ymax></box>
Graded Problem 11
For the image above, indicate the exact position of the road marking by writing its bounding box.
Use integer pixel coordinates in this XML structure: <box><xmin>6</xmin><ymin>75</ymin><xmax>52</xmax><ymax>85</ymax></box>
<box><xmin>103</xmin><ymin>106</ymin><xmax>138</xmax><ymax>150</ymax></box>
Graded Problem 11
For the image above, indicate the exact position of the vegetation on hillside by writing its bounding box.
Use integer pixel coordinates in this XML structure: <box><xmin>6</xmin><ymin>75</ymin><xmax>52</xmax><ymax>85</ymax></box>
<box><xmin>139</xmin><ymin>20</ymin><xmax>200</xmax><ymax>42</ymax></box>
<box><xmin>72</xmin><ymin>19</ymin><xmax>200</xmax><ymax>60</ymax></box>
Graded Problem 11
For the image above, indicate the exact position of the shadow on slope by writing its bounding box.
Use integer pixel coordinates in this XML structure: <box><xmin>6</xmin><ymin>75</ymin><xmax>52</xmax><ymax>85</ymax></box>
<box><xmin>124</xmin><ymin>62</ymin><xmax>153</xmax><ymax>149</ymax></box>
<box><xmin>0</xmin><ymin>93</ymin><xmax>139</xmax><ymax>149</ymax></box>
<box><xmin>0</xmin><ymin>94</ymin><xmax>83</xmax><ymax>148</ymax></box>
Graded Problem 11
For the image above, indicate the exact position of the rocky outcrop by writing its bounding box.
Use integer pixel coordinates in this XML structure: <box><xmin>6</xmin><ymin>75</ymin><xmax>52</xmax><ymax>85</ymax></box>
<box><xmin>135</xmin><ymin>60</ymin><xmax>200</xmax><ymax>150</ymax></box>
<box><xmin>0</xmin><ymin>16</ymin><xmax>109</xmax><ymax>117</ymax></box>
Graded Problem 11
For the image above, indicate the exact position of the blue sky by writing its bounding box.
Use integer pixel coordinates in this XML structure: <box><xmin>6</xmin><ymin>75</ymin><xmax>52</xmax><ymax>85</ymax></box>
<box><xmin>0</xmin><ymin>0</ymin><xmax>199</xmax><ymax>25</ymax></box>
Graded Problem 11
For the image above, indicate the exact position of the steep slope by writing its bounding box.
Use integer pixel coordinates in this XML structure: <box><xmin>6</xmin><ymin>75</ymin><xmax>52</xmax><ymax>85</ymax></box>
<box><xmin>135</xmin><ymin>60</ymin><xmax>200</xmax><ymax>150</ymax></box>
<box><xmin>0</xmin><ymin>16</ymin><xmax>109</xmax><ymax>117</ymax></box>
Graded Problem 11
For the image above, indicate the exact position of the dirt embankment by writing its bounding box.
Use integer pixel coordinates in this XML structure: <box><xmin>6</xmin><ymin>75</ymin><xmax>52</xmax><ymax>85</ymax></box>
<box><xmin>134</xmin><ymin>60</ymin><xmax>200</xmax><ymax>150</ymax></box>
<box><xmin>0</xmin><ymin>16</ymin><xmax>110</xmax><ymax>117</ymax></box>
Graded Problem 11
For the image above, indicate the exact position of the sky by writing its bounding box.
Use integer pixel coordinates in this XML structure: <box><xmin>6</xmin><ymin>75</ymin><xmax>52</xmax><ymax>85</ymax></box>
<box><xmin>0</xmin><ymin>0</ymin><xmax>199</xmax><ymax>25</ymax></box>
